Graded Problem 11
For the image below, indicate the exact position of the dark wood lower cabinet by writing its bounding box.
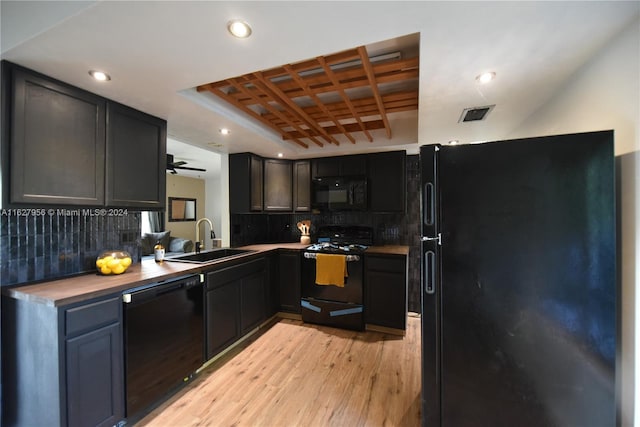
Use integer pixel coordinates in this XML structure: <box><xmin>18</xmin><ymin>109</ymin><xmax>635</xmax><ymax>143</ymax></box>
<box><xmin>205</xmin><ymin>281</ymin><xmax>241</xmax><ymax>359</ymax></box>
<box><xmin>365</xmin><ymin>254</ymin><xmax>408</xmax><ymax>330</ymax></box>
<box><xmin>278</xmin><ymin>250</ymin><xmax>301</xmax><ymax>313</ymax></box>
<box><xmin>205</xmin><ymin>257</ymin><xmax>268</xmax><ymax>359</ymax></box>
<box><xmin>241</xmin><ymin>271</ymin><xmax>267</xmax><ymax>334</ymax></box>
<box><xmin>1</xmin><ymin>295</ymin><xmax>124</xmax><ymax>427</ymax></box>
<box><xmin>266</xmin><ymin>252</ymin><xmax>280</xmax><ymax>317</ymax></box>
<box><xmin>66</xmin><ymin>322</ymin><xmax>124</xmax><ymax>427</ymax></box>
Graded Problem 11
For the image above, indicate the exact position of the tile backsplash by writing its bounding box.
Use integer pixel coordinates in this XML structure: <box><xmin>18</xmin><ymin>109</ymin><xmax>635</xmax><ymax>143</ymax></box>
<box><xmin>0</xmin><ymin>211</ymin><xmax>141</xmax><ymax>287</ymax></box>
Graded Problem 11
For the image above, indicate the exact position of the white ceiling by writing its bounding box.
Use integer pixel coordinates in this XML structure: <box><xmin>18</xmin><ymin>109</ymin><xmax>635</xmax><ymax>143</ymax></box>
<box><xmin>1</xmin><ymin>1</ymin><xmax>638</xmax><ymax>176</ymax></box>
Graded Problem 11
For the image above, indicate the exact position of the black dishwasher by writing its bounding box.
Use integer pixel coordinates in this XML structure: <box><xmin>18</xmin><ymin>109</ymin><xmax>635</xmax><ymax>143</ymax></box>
<box><xmin>123</xmin><ymin>274</ymin><xmax>204</xmax><ymax>419</ymax></box>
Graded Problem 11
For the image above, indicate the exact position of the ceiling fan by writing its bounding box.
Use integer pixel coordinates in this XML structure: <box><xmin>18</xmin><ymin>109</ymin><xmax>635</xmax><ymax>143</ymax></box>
<box><xmin>167</xmin><ymin>154</ymin><xmax>206</xmax><ymax>174</ymax></box>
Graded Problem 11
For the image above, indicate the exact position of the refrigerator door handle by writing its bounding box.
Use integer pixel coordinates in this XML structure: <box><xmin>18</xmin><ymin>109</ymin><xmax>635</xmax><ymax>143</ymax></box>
<box><xmin>421</xmin><ymin>234</ymin><xmax>441</xmax><ymax>245</ymax></box>
<box><xmin>425</xmin><ymin>250</ymin><xmax>436</xmax><ymax>294</ymax></box>
<box><xmin>423</xmin><ymin>182</ymin><xmax>435</xmax><ymax>226</ymax></box>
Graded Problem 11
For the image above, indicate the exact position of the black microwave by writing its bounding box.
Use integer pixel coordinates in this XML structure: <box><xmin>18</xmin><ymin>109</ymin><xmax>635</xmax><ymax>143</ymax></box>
<box><xmin>312</xmin><ymin>176</ymin><xmax>367</xmax><ymax>211</ymax></box>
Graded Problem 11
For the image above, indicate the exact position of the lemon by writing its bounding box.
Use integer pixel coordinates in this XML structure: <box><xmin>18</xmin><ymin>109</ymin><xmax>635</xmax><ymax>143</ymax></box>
<box><xmin>111</xmin><ymin>263</ymin><xmax>125</xmax><ymax>275</ymax></box>
<box><xmin>97</xmin><ymin>251</ymin><xmax>131</xmax><ymax>274</ymax></box>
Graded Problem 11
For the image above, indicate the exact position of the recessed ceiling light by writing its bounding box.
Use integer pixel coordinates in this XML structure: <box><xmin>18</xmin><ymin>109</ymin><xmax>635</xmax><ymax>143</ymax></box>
<box><xmin>277</xmin><ymin>153</ymin><xmax>284</xmax><ymax>158</ymax></box>
<box><xmin>476</xmin><ymin>72</ymin><xmax>495</xmax><ymax>84</ymax></box>
<box><xmin>227</xmin><ymin>20</ymin><xmax>252</xmax><ymax>38</ymax></box>
<box><xmin>89</xmin><ymin>70</ymin><xmax>111</xmax><ymax>81</ymax></box>
<box><xmin>219</xmin><ymin>128</ymin><xmax>230</xmax><ymax>135</ymax></box>
<box><xmin>449</xmin><ymin>140</ymin><xmax>459</xmax><ymax>145</ymax></box>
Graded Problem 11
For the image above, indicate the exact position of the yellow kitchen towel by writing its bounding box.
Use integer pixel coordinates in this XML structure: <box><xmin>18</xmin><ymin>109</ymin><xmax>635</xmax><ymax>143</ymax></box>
<box><xmin>315</xmin><ymin>253</ymin><xmax>348</xmax><ymax>287</ymax></box>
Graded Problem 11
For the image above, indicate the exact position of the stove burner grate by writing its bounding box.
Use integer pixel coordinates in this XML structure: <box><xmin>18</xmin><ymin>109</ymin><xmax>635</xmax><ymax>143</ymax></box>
<box><xmin>306</xmin><ymin>242</ymin><xmax>368</xmax><ymax>253</ymax></box>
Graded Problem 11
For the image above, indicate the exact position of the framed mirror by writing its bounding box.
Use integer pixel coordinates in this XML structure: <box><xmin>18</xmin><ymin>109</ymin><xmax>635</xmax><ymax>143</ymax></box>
<box><xmin>168</xmin><ymin>197</ymin><xmax>197</xmax><ymax>222</ymax></box>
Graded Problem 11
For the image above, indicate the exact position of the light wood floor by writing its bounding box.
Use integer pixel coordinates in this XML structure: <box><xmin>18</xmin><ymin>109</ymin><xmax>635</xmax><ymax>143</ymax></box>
<box><xmin>137</xmin><ymin>315</ymin><xmax>422</xmax><ymax>427</ymax></box>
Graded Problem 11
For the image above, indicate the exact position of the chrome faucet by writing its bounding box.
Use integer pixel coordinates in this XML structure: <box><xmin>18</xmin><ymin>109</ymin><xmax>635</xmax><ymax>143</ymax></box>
<box><xmin>195</xmin><ymin>217</ymin><xmax>214</xmax><ymax>253</ymax></box>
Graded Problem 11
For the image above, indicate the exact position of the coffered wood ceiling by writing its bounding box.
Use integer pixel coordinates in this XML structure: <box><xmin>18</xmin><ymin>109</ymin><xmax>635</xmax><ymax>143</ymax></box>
<box><xmin>196</xmin><ymin>46</ymin><xmax>418</xmax><ymax>149</ymax></box>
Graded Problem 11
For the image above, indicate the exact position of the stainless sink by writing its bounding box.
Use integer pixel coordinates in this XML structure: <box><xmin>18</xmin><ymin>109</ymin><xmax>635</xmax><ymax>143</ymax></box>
<box><xmin>165</xmin><ymin>248</ymin><xmax>254</xmax><ymax>264</ymax></box>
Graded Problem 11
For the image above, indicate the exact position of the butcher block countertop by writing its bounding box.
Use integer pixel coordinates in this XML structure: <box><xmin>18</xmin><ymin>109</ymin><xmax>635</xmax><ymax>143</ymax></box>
<box><xmin>3</xmin><ymin>258</ymin><xmax>209</xmax><ymax>307</ymax></box>
<box><xmin>365</xmin><ymin>245</ymin><xmax>410</xmax><ymax>256</ymax></box>
<box><xmin>3</xmin><ymin>243</ymin><xmax>408</xmax><ymax>307</ymax></box>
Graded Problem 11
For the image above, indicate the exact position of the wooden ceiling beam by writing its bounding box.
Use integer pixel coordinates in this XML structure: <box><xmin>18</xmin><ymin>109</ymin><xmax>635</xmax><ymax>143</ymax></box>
<box><xmin>317</xmin><ymin>56</ymin><xmax>373</xmax><ymax>142</ymax></box>
<box><xmin>227</xmin><ymin>77</ymin><xmax>323</xmax><ymax>148</ymax></box>
<box><xmin>285</xmin><ymin>120</ymin><xmax>387</xmax><ymax>139</ymax></box>
<box><xmin>261</xmin><ymin>49</ymin><xmax>361</xmax><ymax>79</ymax></box>
<box><xmin>253</xmin><ymin>71</ymin><xmax>341</xmax><ymax>146</ymax></box>
<box><xmin>200</xmin><ymin>84</ymin><xmax>309</xmax><ymax>149</ymax></box>
<box><xmin>196</xmin><ymin>57</ymin><xmax>418</xmax><ymax>96</ymax></box>
<box><xmin>358</xmin><ymin>46</ymin><xmax>391</xmax><ymax>139</ymax></box>
<box><xmin>222</xmin><ymin>59</ymin><xmax>418</xmax><ymax>105</ymax></box>
<box><xmin>269</xmin><ymin>104</ymin><xmax>417</xmax><ymax>128</ymax></box>
<box><xmin>264</xmin><ymin>91</ymin><xmax>418</xmax><ymax>126</ymax></box>
<box><xmin>283</xmin><ymin>63</ymin><xmax>356</xmax><ymax>144</ymax></box>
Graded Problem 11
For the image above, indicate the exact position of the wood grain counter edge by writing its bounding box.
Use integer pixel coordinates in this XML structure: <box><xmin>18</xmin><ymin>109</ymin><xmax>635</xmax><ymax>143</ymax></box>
<box><xmin>2</xmin><ymin>243</ymin><xmax>408</xmax><ymax>307</ymax></box>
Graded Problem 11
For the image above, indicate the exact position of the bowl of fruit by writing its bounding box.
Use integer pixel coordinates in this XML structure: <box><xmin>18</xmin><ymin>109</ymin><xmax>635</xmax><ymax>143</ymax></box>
<box><xmin>96</xmin><ymin>250</ymin><xmax>132</xmax><ymax>275</ymax></box>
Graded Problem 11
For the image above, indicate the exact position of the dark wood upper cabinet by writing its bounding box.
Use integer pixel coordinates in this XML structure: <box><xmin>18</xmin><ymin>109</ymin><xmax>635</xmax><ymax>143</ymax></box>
<box><xmin>106</xmin><ymin>102</ymin><xmax>166</xmax><ymax>209</ymax></box>
<box><xmin>230</xmin><ymin>153</ymin><xmax>263</xmax><ymax>213</ymax></box>
<box><xmin>368</xmin><ymin>151</ymin><xmax>406</xmax><ymax>212</ymax></box>
<box><xmin>2</xmin><ymin>61</ymin><xmax>167</xmax><ymax>209</ymax></box>
<box><xmin>312</xmin><ymin>157</ymin><xmax>340</xmax><ymax>178</ymax></box>
<box><xmin>250</xmin><ymin>155</ymin><xmax>263</xmax><ymax>211</ymax></box>
<box><xmin>293</xmin><ymin>160</ymin><xmax>311</xmax><ymax>212</ymax></box>
<box><xmin>230</xmin><ymin>156</ymin><xmax>310</xmax><ymax>213</ymax></box>
<box><xmin>340</xmin><ymin>154</ymin><xmax>367</xmax><ymax>176</ymax></box>
<box><xmin>230</xmin><ymin>152</ymin><xmax>407</xmax><ymax>214</ymax></box>
<box><xmin>264</xmin><ymin>159</ymin><xmax>292</xmax><ymax>211</ymax></box>
<box><xmin>7</xmin><ymin>65</ymin><xmax>106</xmax><ymax>206</ymax></box>
<box><xmin>311</xmin><ymin>154</ymin><xmax>367</xmax><ymax>179</ymax></box>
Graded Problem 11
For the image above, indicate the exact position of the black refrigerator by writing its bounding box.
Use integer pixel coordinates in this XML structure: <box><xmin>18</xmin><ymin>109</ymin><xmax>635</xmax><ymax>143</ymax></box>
<box><xmin>421</xmin><ymin>130</ymin><xmax>616</xmax><ymax>427</ymax></box>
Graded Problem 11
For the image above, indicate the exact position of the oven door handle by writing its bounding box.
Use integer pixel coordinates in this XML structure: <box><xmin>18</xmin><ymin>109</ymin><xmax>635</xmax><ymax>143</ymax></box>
<box><xmin>303</xmin><ymin>252</ymin><xmax>360</xmax><ymax>262</ymax></box>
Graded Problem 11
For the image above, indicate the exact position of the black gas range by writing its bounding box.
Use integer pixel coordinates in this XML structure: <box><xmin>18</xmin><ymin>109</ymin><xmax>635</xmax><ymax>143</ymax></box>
<box><xmin>305</xmin><ymin>242</ymin><xmax>369</xmax><ymax>254</ymax></box>
<box><xmin>300</xmin><ymin>225</ymin><xmax>372</xmax><ymax>331</ymax></box>
<box><xmin>306</xmin><ymin>225</ymin><xmax>373</xmax><ymax>253</ymax></box>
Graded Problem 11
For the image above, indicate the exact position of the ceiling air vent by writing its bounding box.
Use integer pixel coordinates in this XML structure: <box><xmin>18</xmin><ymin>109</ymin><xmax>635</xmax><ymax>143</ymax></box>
<box><xmin>459</xmin><ymin>105</ymin><xmax>495</xmax><ymax>123</ymax></box>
